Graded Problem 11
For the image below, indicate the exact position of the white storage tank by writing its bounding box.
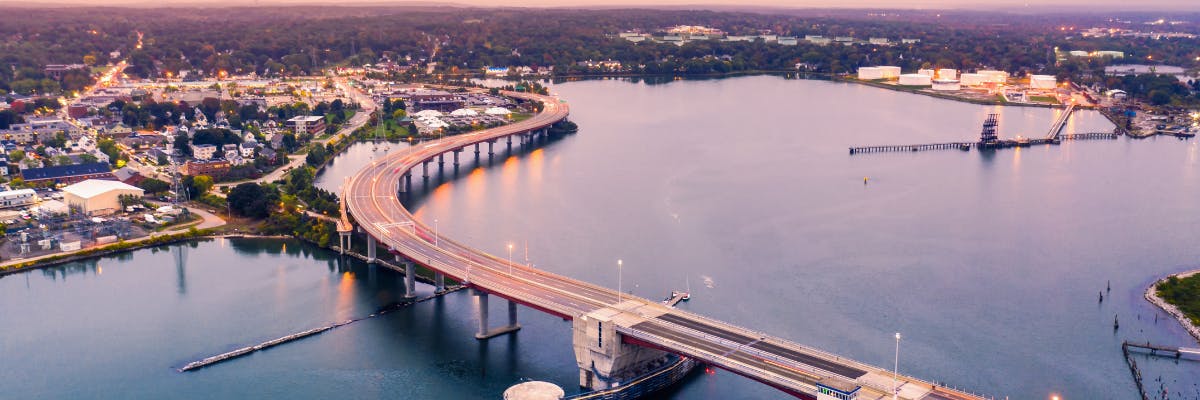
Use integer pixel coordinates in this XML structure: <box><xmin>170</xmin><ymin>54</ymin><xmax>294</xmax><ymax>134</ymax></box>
<box><xmin>932</xmin><ymin>79</ymin><xmax>961</xmax><ymax>91</ymax></box>
<box><xmin>503</xmin><ymin>381</ymin><xmax>565</xmax><ymax>400</ymax></box>
<box><xmin>918</xmin><ymin>69</ymin><xmax>935</xmax><ymax>77</ymax></box>
<box><xmin>898</xmin><ymin>73</ymin><xmax>932</xmax><ymax>86</ymax></box>
<box><xmin>960</xmin><ymin>73</ymin><xmax>987</xmax><ymax>86</ymax></box>
<box><xmin>857</xmin><ymin>67</ymin><xmax>884</xmax><ymax>80</ymax></box>
<box><xmin>878</xmin><ymin>66</ymin><xmax>902</xmax><ymax>79</ymax></box>
<box><xmin>1029</xmin><ymin>74</ymin><xmax>1058</xmax><ymax>89</ymax></box>
<box><xmin>936</xmin><ymin>68</ymin><xmax>958</xmax><ymax>80</ymax></box>
<box><xmin>978</xmin><ymin>70</ymin><xmax>1009</xmax><ymax>83</ymax></box>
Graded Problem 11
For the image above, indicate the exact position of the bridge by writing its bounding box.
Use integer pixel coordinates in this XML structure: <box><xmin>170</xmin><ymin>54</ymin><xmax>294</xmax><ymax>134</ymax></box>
<box><xmin>1044</xmin><ymin>104</ymin><xmax>1076</xmax><ymax>140</ymax></box>
<box><xmin>343</xmin><ymin>89</ymin><xmax>991</xmax><ymax>400</ymax></box>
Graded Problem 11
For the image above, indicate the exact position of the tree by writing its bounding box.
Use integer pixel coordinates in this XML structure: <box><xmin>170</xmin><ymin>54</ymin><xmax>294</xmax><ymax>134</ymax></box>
<box><xmin>97</xmin><ymin>139</ymin><xmax>121</xmax><ymax>165</ymax></box>
<box><xmin>80</xmin><ymin>153</ymin><xmax>99</xmax><ymax>164</ymax></box>
<box><xmin>191</xmin><ymin>175</ymin><xmax>214</xmax><ymax>195</ymax></box>
<box><xmin>227</xmin><ymin>182</ymin><xmax>278</xmax><ymax>219</ymax></box>
<box><xmin>137</xmin><ymin>178</ymin><xmax>171</xmax><ymax>194</ymax></box>
<box><xmin>118</xmin><ymin>194</ymin><xmax>142</xmax><ymax>208</ymax></box>
<box><xmin>8</xmin><ymin>150</ymin><xmax>25</xmax><ymax>163</ymax></box>
<box><xmin>305</xmin><ymin>145</ymin><xmax>327</xmax><ymax>167</ymax></box>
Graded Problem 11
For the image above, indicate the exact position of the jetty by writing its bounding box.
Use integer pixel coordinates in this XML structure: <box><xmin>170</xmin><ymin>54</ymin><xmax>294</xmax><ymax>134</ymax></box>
<box><xmin>849</xmin><ymin>106</ymin><xmax>1121</xmax><ymax>155</ymax></box>
<box><xmin>178</xmin><ymin>286</ymin><xmax>464</xmax><ymax>372</ymax></box>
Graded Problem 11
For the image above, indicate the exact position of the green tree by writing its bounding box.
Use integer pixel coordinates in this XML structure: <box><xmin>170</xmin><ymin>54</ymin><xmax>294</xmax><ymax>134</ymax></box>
<box><xmin>137</xmin><ymin>178</ymin><xmax>171</xmax><ymax>194</ymax></box>
<box><xmin>191</xmin><ymin>175</ymin><xmax>214</xmax><ymax>195</ymax></box>
<box><xmin>227</xmin><ymin>182</ymin><xmax>278</xmax><ymax>219</ymax></box>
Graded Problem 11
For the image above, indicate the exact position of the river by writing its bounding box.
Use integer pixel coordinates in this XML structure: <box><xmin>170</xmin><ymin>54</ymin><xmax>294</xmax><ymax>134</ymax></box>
<box><xmin>4</xmin><ymin>75</ymin><xmax>1199</xmax><ymax>399</ymax></box>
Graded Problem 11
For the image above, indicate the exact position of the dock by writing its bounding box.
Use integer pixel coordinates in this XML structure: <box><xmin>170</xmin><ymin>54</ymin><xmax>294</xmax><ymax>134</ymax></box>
<box><xmin>1123</xmin><ymin>340</ymin><xmax>1200</xmax><ymax>360</ymax></box>
<box><xmin>663</xmin><ymin>291</ymin><xmax>689</xmax><ymax>307</ymax></box>
<box><xmin>178</xmin><ymin>286</ymin><xmax>465</xmax><ymax>372</ymax></box>
<box><xmin>849</xmin><ymin>142</ymin><xmax>974</xmax><ymax>154</ymax></box>
<box><xmin>850</xmin><ymin>108</ymin><xmax>1120</xmax><ymax>155</ymax></box>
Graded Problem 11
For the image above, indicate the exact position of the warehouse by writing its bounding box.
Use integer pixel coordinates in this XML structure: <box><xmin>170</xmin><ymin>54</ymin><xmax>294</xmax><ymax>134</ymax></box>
<box><xmin>62</xmin><ymin>179</ymin><xmax>145</xmax><ymax>215</ymax></box>
<box><xmin>857</xmin><ymin>67</ymin><xmax>884</xmax><ymax>80</ymax></box>
<box><xmin>1029</xmin><ymin>74</ymin><xmax>1058</xmax><ymax>89</ymax></box>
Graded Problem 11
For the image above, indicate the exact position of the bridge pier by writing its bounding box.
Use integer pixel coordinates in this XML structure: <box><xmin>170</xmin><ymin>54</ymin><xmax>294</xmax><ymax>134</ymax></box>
<box><xmin>400</xmin><ymin>255</ymin><xmax>416</xmax><ymax>299</ymax></box>
<box><xmin>474</xmin><ymin>143</ymin><xmax>480</xmax><ymax>159</ymax></box>
<box><xmin>453</xmin><ymin>149</ymin><xmax>461</xmax><ymax>167</ymax></box>
<box><xmin>488</xmin><ymin>141</ymin><xmax>494</xmax><ymax>157</ymax></box>
<box><xmin>506</xmin><ymin>135</ymin><xmax>512</xmax><ymax>152</ymax></box>
<box><xmin>404</xmin><ymin>173</ymin><xmax>412</xmax><ymax>193</ymax></box>
<box><xmin>434</xmin><ymin>272</ymin><xmax>445</xmax><ymax>292</ymax></box>
<box><xmin>438</xmin><ymin>154</ymin><xmax>445</xmax><ymax>170</ymax></box>
<box><xmin>474</xmin><ymin>290</ymin><xmax>521</xmax><ymax>340</ymax></box>
<box><xmin>573</xmin><ymin>305</ymin><xmax>671</xmax><ymax>391</ymax></box>
<box><xmin>338</xmin><ymin>231</ymin><xmax>351</xmax><ymax>255</ymax></box>
<box><xmin>422</xmin><ymin>161</ymin><xmax>429</xmax><ymax>180</ymax></box>
<box><xmin>365</xmin><ymin>235</ymin><xmax>377</xmax><ymax>264</ymax></box>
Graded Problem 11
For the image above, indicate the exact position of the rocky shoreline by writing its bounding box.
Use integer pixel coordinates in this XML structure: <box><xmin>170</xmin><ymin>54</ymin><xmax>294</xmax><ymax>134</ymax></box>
<box><xmin>1144</xmin><ymin>269</ymin><xmax>1200</xmax><ymax>344</ymax></box>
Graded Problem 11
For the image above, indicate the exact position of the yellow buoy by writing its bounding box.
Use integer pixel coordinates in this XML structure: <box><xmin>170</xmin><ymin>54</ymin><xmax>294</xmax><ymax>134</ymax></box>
<box><xmin>863</xmin><ymin>177</ymin><xmax>869</xmax><ymax>184</ymax></box>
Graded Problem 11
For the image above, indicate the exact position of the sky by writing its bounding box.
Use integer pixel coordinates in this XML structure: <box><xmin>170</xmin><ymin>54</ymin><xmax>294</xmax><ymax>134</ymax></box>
<box><xmin>26</xmin><ymin>0</ymin><xmax>1200</xmax><ymax>11</ymax></box>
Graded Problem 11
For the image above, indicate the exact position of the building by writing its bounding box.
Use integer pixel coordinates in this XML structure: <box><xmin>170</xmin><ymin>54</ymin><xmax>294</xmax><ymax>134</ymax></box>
<box><xmin>62</xmin><ymin>179</ymin><xmax>145</xmax><ymax>215</ymax></box>
<box><xmin>113</xmin><ymin>166</ymin><xmax>145</xmax><ymax>186</ymax></box>
<box><xmin>191</xmin><ymin>144</ymin><xmax>217</xmax><ymax>161</ymax></box>
<box><xmin>181</xmin><ymin>159</ymin><xmax>231</xmax><ymax>178</ymax></box>
<box><xmin>932</xmin><ymin>79</ymin><xmax>962</xmax><ymax>91</ymax></box>
<box><xmin>286</xmin><ymin>115</ymin><xmax>326</xmax><ymax>135</ymax></box>
<box><xmin>898</xmin><ymin>74</ymin><xmax>933</xmax><ymax>86</ymax></box>
<box><xmin>0</xmin><ymin>189</ymin><xmax>37</xmax><ymax>209</ymax></box>
<box><xmin>1029</xmin><ymin>75</ymin><xmax>1058</xmax><ymax>89</ymax></box>
<box><xmin>960</xmin><ymin>73</ymin><xmax>987</xmax><ymax>86</ymax></box>
<box><xmin>408</xmin><ymin>91</ymin><xmax>466</xmax><ymax>112</ymax></box>
<box><xmin>877</xmin><ymin>66</ymin><xmax>901</xmax><ymax>79</ymax></box>
<box><xmin>977</xmin><ymin>70</ymin><xmax>1009</xmax><ymax>83</ymax></box>
<box><xmin>44</xmin><ymin>64</ymin><xmax>86</xmax><ymax>80</ymax></box>
<box><xmin>857</xmin><ymin>67</ymin><xmax>884</xmax><ymax>80</ymax></box>
<box><xmin>918</xmin><ymin>69</ymin><xmax>935</xmax><ymax>77</ymax></box>
<box><xmin>936</xmin><ymin>69</ymin><xmax>958</xmax><ymax>80</ymax></box>
<box><xmin>21</xmin><ymin>162</ymin><xmax>116</xmax><ymax>185</ymax></box>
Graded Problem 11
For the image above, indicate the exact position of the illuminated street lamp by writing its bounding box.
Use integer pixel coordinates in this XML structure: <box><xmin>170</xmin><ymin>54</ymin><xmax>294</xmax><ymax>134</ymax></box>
<box><xmin>893</xmin><ymin>332</ymin><xmax>902</xmax><ymax>400</ymax></box>
<box><xmin>507</xmin><ymin>243</ymin><xmax>514</xmax><ymax>275</ymax></box>
<box><xmin>433</xmin><ymin>218</ymin><xmax>438</xmax><ymax>247</ymax></box>
<box><xmin>617</xmin><ymin>259</ymin><xmax>623</xmax><ymax>303</ymax></box>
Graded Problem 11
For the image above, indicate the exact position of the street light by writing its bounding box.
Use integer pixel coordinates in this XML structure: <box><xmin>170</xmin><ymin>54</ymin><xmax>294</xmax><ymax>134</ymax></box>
<box><xmin>433</xmin><ymin>218</ymin><xmax>438</xmax><ymax>247</ymax></box>
<box><xmin>617</xmin><ymin>259</ymin><xmax>623</xmax><ymax>303</ymax></box>
<box><xmin>893</xmin><ymin>332</ymin><xmax>902</xmax><ymax>400</ymax></box>
<box><xmin>507</xmin><ymin>243</ymin><xmax>514</xmax><ymax>275</ymax></box>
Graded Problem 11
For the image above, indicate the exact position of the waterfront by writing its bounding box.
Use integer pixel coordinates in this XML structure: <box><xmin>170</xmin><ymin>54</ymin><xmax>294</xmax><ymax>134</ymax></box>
<box><xmin>3</xmin><ymin>75</ymin><xmax>1199</xmax><ymax>399</ymax></box>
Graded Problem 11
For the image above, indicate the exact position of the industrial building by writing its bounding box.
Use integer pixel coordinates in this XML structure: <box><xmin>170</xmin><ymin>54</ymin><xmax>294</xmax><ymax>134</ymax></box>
<box><xmin>21</xmin><ymin>162</ymin><xmax>115</xmax><ymax>185</ymax></box>
<box><xmin>898</xmin><ymin>74</ymin><xmax>932</xmax><ymax>86</ymax></box>
<box><xmin>0</xmin><ymin>188</ymin><xmax>37</xmax><ymax>209</ymax></box>
<box><xmin>918</xmin><ymin>69</ymin><xmax>935</xmax><ymax>77</ymax></box>
<box><xmin>857</xmin><ymin>67</ymin><xmax>884</xmax><ymax>80</ymax></box>
<box><xmin>877</xmin><ymin>66</ymin><xmax>901</xmax><ymax>79</ymax></box>
<box><xmin>1029</xmin><ymin>75</ymin><xmax>1058</xmax><ymax>89</ymax></box>
<box><xmin>62</xmin><ymin>179</ymin><xmax>145</xmax><ymax>215</ymax></box>
<box><xmin>936</xmin><ymin>69</ymin><xmax>958</xmax><ymax>80</ymax></box>
<box><xmin>978</xmin><ymin>70</ymin><xmax>1009</xmax><ymax>83</ymax></box>
<box><xmin>932</xmin><ymin>79</ymin><xmax>962</xmax><ymax>91</ymax></box>
<box><xmin>959</xmin><ymin>73</ymin><xmax>987</xmax><ymax>86</ymax></box>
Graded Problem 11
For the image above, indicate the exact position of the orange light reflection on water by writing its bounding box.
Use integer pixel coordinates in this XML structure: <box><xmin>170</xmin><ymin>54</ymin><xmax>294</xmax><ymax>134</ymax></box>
<box><xmin>335</xmin><ymin>271</ymin><xmax>356</xmax><ymax>320</ymax></box>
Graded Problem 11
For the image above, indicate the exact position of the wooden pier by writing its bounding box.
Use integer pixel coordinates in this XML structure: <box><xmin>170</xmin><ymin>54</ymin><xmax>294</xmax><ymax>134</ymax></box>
<box><xmin>849</xmin><ymin>142</ymin><xmax>974</xmax><ymax>154</ymax></box>
<box><xmin>1123</xmin><ymin>340</ymin><xmax>1200</xmax><ymax>360</ymax></box>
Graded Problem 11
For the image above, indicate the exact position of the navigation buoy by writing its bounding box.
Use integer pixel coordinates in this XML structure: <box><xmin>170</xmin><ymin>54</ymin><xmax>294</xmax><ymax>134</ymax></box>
<box><xmin>863</xmin><ymin>177</ymin><xmax>869</xmax><ymax>185</ymax></box>
<box><xmin>1099</xmin><ymin>291</ymin><xmax>1104</xmax><ymax>303</ymax></box>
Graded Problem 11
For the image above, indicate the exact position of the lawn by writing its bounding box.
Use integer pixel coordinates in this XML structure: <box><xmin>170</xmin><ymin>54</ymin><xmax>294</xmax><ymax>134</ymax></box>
<box><xmin>1157</xmin><ymin>274</ymin><xmax>1200</xmax><ymax>325</ymax></box>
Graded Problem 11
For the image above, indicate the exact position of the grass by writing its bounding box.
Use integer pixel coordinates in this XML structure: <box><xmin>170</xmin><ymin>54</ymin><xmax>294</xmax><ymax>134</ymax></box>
<box><xmin>1157</xmin><ymin>274</ymin><xmax>1200</xmax><ymax>325</ymax></box>
<box><xmin>510</xmin><ymin>113</ymin><xmax>534</xmax><ymax>123</ymax></box>
<box><xmin>1029</xmin><ymin>95</ymin><xmax>1060</xmax><ymax>104</ymax></box>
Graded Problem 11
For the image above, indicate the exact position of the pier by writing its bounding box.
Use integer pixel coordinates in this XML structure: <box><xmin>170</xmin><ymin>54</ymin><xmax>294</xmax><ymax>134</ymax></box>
<box><xmin>850</xmin><ymin>106</ymin><xmax>1120</xmax><ymax>156</ymax></box>
<box><xmin>178</xmin><ymin>287</ymin><xmax>464</xmax><ymax>372</ymax></box>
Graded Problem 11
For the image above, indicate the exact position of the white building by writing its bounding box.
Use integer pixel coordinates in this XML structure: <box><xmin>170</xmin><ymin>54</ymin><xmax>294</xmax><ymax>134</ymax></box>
<box><xmin>960</xmin><ymin>73</ymin><xmax>987</xmax><ymax>86</ymax></box>
<box><xmin>191</xmin><ymin>144</ymin><xmax>217</xmax><ymax>161</ymax></box>
<box><xmin>898</xmin><ymin>74</ymin><xmax>933</xmax><ymax>86</ymax></box>
<box><xmin>932</xmin><ymin>79</ymin><xmax>962</xmax><ymax>91</ymax></box>
<box><xmin>878</xmin><ymin>66</ymin><xmax>902</xmax><ymax>79</ymax></box>
<box><xmin>0</xmin><ymin>189</ymin><xmax>37</xmax><ymax>209</ymax></box>
<box><xmin>1030</xmin><ymin>75</ymin><xmax>1058</xmax><ymax>89</ymax></box>
<box><xmin>62</xmin><ymin>179</ymin><xmax>145</xmax><ymax>215</ymax></box>
<box><xmin>936</xmin><ymin>69</ymin><xmax>958</xmax><ymax>80</ymax></box>
<box><xmin>978</xmin><ymin>70</ymin><xmax>1009</xmax><ymax>83</ymax></box>
<box><xmin>918</xmin><ymin>69</ymin><xmax>935</xmax><ymax>77</ymax></box>
<box><xmin>857</xmin><ymin>67</ymin><xmax>884</xmax><ymax>80</ymax></box>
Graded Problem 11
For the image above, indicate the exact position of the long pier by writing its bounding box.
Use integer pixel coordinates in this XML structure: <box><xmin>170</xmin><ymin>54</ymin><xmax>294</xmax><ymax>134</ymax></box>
<box><xmin>178</xmin><ymin>287</ymin><xmax>464</xmax><ymax>372</ymax></box>
<box><xmin>1044</xmin><ymin>104</ymin><xmax>1076</xmax><ymax>140</ymax></box>
<box><xmin>849</xmin><ymin>131</ymin><xmax>1119</xmax><ymax>155</ymax></box>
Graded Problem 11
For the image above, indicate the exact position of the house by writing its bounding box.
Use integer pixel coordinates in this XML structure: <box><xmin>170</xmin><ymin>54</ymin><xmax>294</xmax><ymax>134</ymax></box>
<box><xmin>239</xmin><ymin>141</ymin><xmax>257</xmax><ymax>158</ymax></box>
<box><xmin>112</xmin><ymin>166</ymin><xmax>145</xmax><ymax>186</ymax></box>
<box><xmin>21</xmin><ymin>162</ymin><xmax>116</xmax><ymax>185</ymax></box>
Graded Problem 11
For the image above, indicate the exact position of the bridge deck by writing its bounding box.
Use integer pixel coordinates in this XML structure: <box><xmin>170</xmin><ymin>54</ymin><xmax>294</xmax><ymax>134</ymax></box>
<box><xmin>344</xmin><ymin>89</ymin><xmax>989</xmax><ymax>400</ymax></box>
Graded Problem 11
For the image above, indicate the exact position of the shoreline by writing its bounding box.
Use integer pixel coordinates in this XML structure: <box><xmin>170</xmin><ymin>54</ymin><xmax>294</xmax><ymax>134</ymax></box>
<box><xmin>1144</xmin><ymin>269</ymin><xmax>1200</xmax><ymax>344</ymax></box>
<box><xmin>836</xmin><ymin>76</ymin><xmax>1073</xmax><ymax>109</ymax></box>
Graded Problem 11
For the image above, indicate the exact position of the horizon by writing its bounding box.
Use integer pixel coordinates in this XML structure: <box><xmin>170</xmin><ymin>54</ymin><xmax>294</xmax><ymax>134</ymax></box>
<box><xmin>14</xmin><ymin>0</ymin><xmax>1200</xmax><ymax>13</ymax></box>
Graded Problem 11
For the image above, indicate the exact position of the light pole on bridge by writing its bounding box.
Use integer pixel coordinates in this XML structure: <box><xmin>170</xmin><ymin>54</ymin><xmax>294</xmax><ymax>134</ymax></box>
<box><xmin>893</xmin><ymin>332</ymin><xmax>902</xmax><ymax>400</ymax></box>
<box><xmin>434</xmin><ymin>218</ymin><xmax>438</xmax><ymax>247</ymax></box>
<box><xmin>507</xmin><ymin>243</ymin><xmax>514</xmax><ymax>275</ymax></box>
<box><xmin>617</xmin><ymin>259</ymin><xmax>623</xmax><ymax>304</ymax></box>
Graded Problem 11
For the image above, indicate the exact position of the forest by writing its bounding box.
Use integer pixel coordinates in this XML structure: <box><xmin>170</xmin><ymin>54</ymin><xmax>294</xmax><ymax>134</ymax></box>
<box><xmin>1</xmin><ymin>6</ymin><xmax>1197</xmax><ymax>101</ymax></box>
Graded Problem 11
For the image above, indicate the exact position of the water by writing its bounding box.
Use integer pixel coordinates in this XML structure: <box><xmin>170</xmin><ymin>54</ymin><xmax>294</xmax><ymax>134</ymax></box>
<box><xmin>4</xmin><ymin>75</ymin><xmax>1199</xmax><ymax>399</ymax></box>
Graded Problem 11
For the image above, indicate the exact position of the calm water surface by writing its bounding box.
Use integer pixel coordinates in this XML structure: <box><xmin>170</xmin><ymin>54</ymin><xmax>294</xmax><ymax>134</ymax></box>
<box><xmin>4</xmin><ymin>76</ymin><xmax>1199</xmax><ymax>399</ymax></box>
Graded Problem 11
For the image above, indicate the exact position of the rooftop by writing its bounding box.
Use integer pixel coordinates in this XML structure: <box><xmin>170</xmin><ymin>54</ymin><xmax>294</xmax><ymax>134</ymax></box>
<box><xmin>62</xmin><ymin>179</ymin><xmax>144</xmax><ymax>199</ymax></box>
<box><xmin>21</xmin><ymin>162</ymin><xmax>112</xmax><ymax>181</ymax></box>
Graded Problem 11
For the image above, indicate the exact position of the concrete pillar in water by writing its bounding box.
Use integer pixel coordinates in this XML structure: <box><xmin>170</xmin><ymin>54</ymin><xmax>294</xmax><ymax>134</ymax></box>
<box><xmin>573</xmin><ymin>305</ymin><xmax>670</xmax><ymax>391</ymax></box>
<box><xmin>338</xmin><ymin>231</ymin><xmax>351</xmax><ymax>254</ymax></box>
<box><xmin>475</xmin><ymin>291</ymin><xmax>521</xmax><ymax>340</ymax></box>
<box><xmin>453</xmin><ymin>149</ymin><xmax>460</xmax><ymax>167</ymax></box>
<box><xmin>422</xmin><ymin>161</ymin><xmax>429</xmax><ymax>180</ymax></box>
<box><xmin>506</xmin><ymin>135</ymin><xmax>512</xmax><ymax>152</ymax></box>
<box><xmin>488</xmin><ymin>141</ymin><xmax>495</xmax><ymax>156</ymax></box>
<box><xmin>435</xmin><ymin>272</ymin><xmax>445</xmax><ymax>292</ymax></box>
<box><xmin>438</xmin><ymin>153</ymin><xmax>444</xmax><ymax>170</ymax></box>
<box><xmin>474</xmin><ymin>143</ymin><xmax>481</xmax><ymax>158</ymax></box>
<box><xmin>404</xmin><ymin>173</ymin><xmax>412</xmax><ymax>193</ymax></box>
<box><xmin>403</xmin><ymin>257</ymin><xmax>416</xmax><ymax>299</ymax></box>
<box><xmin>366</xmin><ymin>235</ymin><xmax>377</xmax><ymax>263</ymax></box>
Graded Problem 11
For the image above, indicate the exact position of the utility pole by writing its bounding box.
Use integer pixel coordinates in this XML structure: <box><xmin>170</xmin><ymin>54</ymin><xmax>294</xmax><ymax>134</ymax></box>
<box><xmin>617</xmin><ymin>259</ymin><xmax>623</xmax><ymax>303</ymax></box>
<box><xmin>893</xmin><ymin>332</ymin><xmax>902</xmax><ymax>400</ymax></box>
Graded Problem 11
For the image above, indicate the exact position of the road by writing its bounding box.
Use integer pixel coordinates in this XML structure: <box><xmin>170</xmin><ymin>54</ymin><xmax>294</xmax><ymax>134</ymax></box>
<box><xmin>343</xmin><ymin>90</ymin><xmax>988</xmax><ymax>400</ymax></box>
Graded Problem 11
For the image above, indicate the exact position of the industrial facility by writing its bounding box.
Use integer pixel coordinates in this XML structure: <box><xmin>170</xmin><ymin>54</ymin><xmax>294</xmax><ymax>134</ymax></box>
<box><xmin>62</xmin><ymin>179</ymin><xmax>145</xmax><ymax>216</ymax></box>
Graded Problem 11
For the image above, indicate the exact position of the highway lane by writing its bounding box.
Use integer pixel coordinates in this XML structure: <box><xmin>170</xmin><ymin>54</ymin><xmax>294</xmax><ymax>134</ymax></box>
<box><xmin>343</xmin><ymin>90</ymin><xmax>986</xmax><ymax>400</ymax></box>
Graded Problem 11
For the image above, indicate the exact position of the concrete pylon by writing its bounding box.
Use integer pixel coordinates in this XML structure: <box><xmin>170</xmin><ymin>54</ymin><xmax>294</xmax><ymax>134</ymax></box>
<box><xmin>402</xmin><ymin>257</ymin><xmax>416</xmax><ymax>299</ymax></box>
<box><xmin>366</xmin><ymin>235</ymin><xmax>377</xmax><ymax>263</ymax></box>
<box><xmin>573</xmin><ymin>305</ymin><xmax>671</xmax><ymax>391</ymax></box>
<box><xmin>474</xmin><ymin>289</ymin><xmax>521</xmax><ymax>340</ymax></box>
<box><xmin>435</xmin><ymin>272</ymin><xmax>445</xmax><ymax>292</ymax></box>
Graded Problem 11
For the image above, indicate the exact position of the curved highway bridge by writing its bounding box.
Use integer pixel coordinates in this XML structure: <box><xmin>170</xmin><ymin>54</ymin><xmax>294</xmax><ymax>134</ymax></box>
<box><xmin>343</xmin><ymin>90</ymin><xmax>990</xmax><ymax>400</ymax></box>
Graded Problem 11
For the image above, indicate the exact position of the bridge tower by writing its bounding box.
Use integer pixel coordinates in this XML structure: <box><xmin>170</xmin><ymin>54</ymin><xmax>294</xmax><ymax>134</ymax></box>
<box><xmin>979</xmin><ymin>113</ymin><xmax>999</xmax><ymax>145</ymax></box>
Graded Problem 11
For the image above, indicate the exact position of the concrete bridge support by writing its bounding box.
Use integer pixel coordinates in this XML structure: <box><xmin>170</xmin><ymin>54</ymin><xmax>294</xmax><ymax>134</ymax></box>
<box><xmin>400</xmin><ymin>255</ymin><xmax>416</xmax><ymax>299</ymax></box>
<box><xmin>474</xmin><ymin>143</ymin><xmax>481</xmax><ymax>160</ymax></box>
<box><xmin>404</xmin><ymin>173</ymin><xmax>412</xmax><ymax>193</ymax></box>
<box><xmin>338</xmin><ymin>231</ymin><xmax>351</xmax><ymax>255</ymax></box>
<box><xmin>573</xmin><ymin>305</ymin><xmax>671</xmax><ymax>391</ymax></box>
<box><xmin>474</xmin><ymin>289</ymin><xmax>521</xmax><ymax>340</ymax></box>
<box><xmin>438</xmin><ymin>154</ymin><xmax>445</xmax><ymax>170</ymax></box>
<box><xmin>366</xmin><ymin>235</ymin><xmax>377</xmax><ymax>263</ymax></box>
<box><xmin>422</xmin><ymin>161</ymin><xmax>429</xmax><ymax>180</ymax></box>
<box><xmin>506</xmin><ymin>135</ymin><xmax>513</xmax><ymax>152</ymax></box>
<box><xmin>453</xmin><ymin>149</ymin><xmax>461</xmax><ymax>167</ymax></box>
<box><xmin>434</xmin><ymin>272</ymin><xmax>445</xmax><ymax>292</ymax></box>
<box><xmin>488</xmin><ymin>141</ymin><xmax>495</xmax><ymax>157</ymax></box>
